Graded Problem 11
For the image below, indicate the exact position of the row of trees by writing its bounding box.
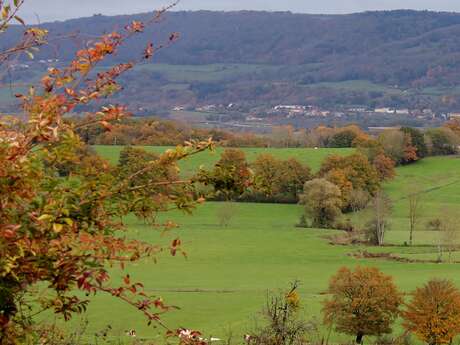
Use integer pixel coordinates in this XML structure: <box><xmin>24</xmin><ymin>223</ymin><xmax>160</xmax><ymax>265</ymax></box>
<box><xmin>246</xmin><ymin>266</ymin><xmax>460</xmax><ymax>345</ymax></box>
<box><xmin>324</xmin><ymin>266</ymin><xmax>460</xmax><ymax>345</ymax></box>
<box><xmin>207</xmin><ymin>147</ymin><xmax>393</xmax><ymax>207</ymax></box>
<box><xmin>76</xmin><ymin>117</ymin><xmax>460</xmax><ymax>161</ymax></box>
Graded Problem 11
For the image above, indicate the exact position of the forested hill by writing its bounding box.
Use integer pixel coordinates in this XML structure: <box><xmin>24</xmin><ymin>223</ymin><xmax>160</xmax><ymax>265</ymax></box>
<box><xmin>4</xmin><ymin>10</ymin><xmax>460</xmax><ymax>87</ymax></box>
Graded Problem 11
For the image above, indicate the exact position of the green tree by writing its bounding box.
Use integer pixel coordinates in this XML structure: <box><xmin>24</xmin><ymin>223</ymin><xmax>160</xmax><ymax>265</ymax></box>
<box><xmin>425</xmin><ymin>128</ymin><xmax>458</xmax><ymax>156</ymax></box>
<box><xmin>328</xmin><ymin>130</ymin><xmax>358</xmax><ymax>148</ymax></box>
<box><xmin>206</xmin><ymin>148</ymin><xmax>252</xmax><ymax>199</ymax></box>
<box><xmin>401</xmin><ymin>127</ymin><xmax>428</xmax><ymax>158</ymax></box>
<box><xmin>300</xmin><ymin>179</ymin><xmax>342</xmax><ymax>228</ymax></box>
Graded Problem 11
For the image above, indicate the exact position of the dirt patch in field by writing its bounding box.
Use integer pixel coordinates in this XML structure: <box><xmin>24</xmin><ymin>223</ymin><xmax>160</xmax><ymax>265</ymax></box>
<box><xmin>349</xmin><ymin>249</ymin><xmax>460</xmax><ymax>264</ymax></box>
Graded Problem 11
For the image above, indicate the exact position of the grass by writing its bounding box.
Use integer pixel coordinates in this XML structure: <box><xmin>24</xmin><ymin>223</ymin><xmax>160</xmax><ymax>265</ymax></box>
<box><xmin>303</xmin><ymin>80</ymin><xmax>402</xmax><ymax>94</ymax></box>
<box><xmin>134</xmin><ymin>63</ymin><xmax>280</xmax><ymax>83</ymax></box>
<box><xmin>94</xmin><ymin>146</ymin><xmax>354</xmax><ymax>175</ymax></box>
<box><xmin>380</xmin><ymin>155</ymin><xmax>460</xmax><ymax>246</ymax></box>
<box><xmin>72</xmin><ymin>148</ymin><xmax>460</xmax><ymax>343</ymax></box>
<box><xmin>75</xmin><ymin>202</ymin><xmax>460</xmax><ymax>343</ymax></box>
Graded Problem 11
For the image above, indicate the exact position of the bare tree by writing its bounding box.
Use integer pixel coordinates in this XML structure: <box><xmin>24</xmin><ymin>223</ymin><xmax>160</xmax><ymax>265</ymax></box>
<box><xmin>349</xmin><ymin>189</ymin><xmax>370</xmax><ymax>213</ymax></box>
<box><xmin>428</xmin><ymin>210</ymin><xmax>459</xmax><ymax>263</ymax></box>
<box><xmin>217</xmin><ymin>202</ymin><xmax>238</xmax><ymax>227</ymax></box>
<box><xmin>407</xmin><ymin>187</ymin><xmax>423</xmax><ymax>246</ymax></box>
<box><xmin>440</xmin><ymin>213</ymin><xmax>459</xmax><ymax>263</ymax></box>
<box><xmin>366</xmin><ymin>191</ymin><xmax>392</xmax><ymax>246</ymax></box>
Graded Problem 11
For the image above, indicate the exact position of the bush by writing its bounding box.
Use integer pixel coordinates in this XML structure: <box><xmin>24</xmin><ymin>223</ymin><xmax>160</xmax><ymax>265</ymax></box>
<box><xmin>300</xmin><ymin>179</ymin><xmax>342</xmax><ymax>228</ymax></box>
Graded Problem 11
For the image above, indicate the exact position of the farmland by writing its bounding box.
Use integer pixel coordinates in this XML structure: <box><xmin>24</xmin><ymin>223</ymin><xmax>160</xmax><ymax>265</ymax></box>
<box><xmin>69</xmin><ymin>147</ymin><xmax>460</xmax><ymax>342</ymax></box>
<box><xmin>94</xmin><ymin>146</ymin><xmax>354</xmax><ymax>175</ymax></box>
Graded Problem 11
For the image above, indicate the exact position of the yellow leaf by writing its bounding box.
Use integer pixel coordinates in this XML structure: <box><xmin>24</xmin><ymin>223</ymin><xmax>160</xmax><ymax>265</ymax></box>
<box><xmin>37</xmin><ymin>214</ymin><xmax>53</xmax><ymax>222</ymax></box>
<box><xmin>62</xmin><ymin>218</ymin><xmax>73</xmax><ymax>226</ymax></box>
<box><xmin>53</xmin><ymin>223</ymin><xmax>63</xmax><ymax>233</ymax></box>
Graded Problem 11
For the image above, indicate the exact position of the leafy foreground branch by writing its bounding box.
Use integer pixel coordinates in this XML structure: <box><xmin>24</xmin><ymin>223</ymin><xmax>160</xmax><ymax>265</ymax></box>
<box><xmin>0</xmin><ymin>1</ymin><xmax>240</xmax><ymax>343</ymax></box>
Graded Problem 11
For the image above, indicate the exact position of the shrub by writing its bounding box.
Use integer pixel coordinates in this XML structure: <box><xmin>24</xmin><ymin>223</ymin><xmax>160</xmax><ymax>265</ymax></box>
<box><xmin>300</xmin><ymin>179</ymin><xmax>342</xmax><ymax>228</ymax></box>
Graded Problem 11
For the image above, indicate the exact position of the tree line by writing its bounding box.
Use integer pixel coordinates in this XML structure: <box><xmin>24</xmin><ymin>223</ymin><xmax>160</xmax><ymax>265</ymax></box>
<box><xmin>244</xmin><ymin>267</ymin><xmax>460</xmax><ymax>345</ymax></box>
<box><xmin>76</xmin><ymin>117</ymin><xmax>460</xmax><ymax>159</ymax></box>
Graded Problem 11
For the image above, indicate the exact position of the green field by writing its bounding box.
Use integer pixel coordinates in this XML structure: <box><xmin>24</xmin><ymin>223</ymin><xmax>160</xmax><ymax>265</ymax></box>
<box><xmin>75</xmin><ymin>148</ymin><xmax>460</xmax><ymax>343</ymax></box>
<box><xmin>134</xmin><ymin>63</ymin><xmax>281</xmax><ymax>83</ymax></box>
<box><xmin>94</xmin><ymin>146</ymin><xmax>354</xmax><ymax>175</ymax></box>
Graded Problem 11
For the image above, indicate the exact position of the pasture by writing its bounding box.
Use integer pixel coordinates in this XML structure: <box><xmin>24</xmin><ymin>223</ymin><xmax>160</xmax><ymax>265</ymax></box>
<box><xmin>78</xmin><ymin>147</ymin><xmax>460</xmax><ymax>343</ymax></box>
<box><xmin>94</xmin><ymin>146</ymin><xmax>354</xmax><ymax>175</ymax></box>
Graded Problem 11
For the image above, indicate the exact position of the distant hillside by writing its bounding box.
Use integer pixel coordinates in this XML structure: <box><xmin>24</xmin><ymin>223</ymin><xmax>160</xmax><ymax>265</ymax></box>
<box><xmin>4</xmin><ymin>10</ymin><xmax>460</xmax><ymax>87</ymax></box>
<box><xmin>4</xmin><ymin>10</ymin><xmax>460</xmax><ymax>117</ymax></box>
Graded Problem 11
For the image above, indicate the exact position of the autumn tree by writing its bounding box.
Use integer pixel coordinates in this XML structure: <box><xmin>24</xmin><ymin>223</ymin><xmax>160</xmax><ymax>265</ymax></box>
<box><xmin>252</xmin><ymin>153</ymin><xmax>280</xmax><ymax>196</ymax></box>
<box><xmin>378</xmin><ymin>129</ymin><xmax>418</xmax><ymax>165</ymax></box>
<box><xmin>206</xmin><ymin>148</ymin><xmax>252</xmax><ymax>200</ymax></box>
<box><xmin>319</xmin><ymin>154</ymin><xmax>380</xmax><ymax>211</ymax></box>
<box><xmin>373</xmin><ymin>153</ymin><xmax>396</xmax><ymax>181</ymax></box>
<box><xmin>300</xmin><ymin>179</ymin><xmax>342</xmax><ymax>228</ymax></box>
<box><xmin>275</xmin><ymin>158</ymin><xmax>311</xmax><ymax>199</ymax></box>
<box><xmin>401</xmin><ymin>127</ymin><xmax>428</xmax><ymax>158</ymax></box>
<box><xmin>403</xmin><ymin>279</ymin><xmax>460</xmax><ymax>345</ymax></box>
<box><xmin>0</xmin><ymin>2</ymin><xmax>233</xmax><ymax>342</ymax></box>
<box><xmin>323</xmin><ymin>168</ymin><xmax>353</xmax><ymax>208</ymax></box>
<box><xmin>252</xmin><ymin>154</ymin><xmax>311</xmax><ymax>202</ymax></box>
<box><xmin>323</xmin><ymin>266</ymin><xmax>402</xmax><ymax>344</ymax></box>
<box><xmin>354</xmin><ymin>137</ymin><xmax>384</xmax><ymax>161</ymax></box>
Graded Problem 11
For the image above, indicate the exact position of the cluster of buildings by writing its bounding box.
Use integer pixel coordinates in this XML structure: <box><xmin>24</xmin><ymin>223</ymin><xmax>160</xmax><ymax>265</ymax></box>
<box><xmin>271</xmin><ymin>104</ymin><xmax>440</xmax><ymax>119</ymax></box>
<box><xmin>171</xmin><ymin>103</ymin><xmax>460</xmax><ymax>124</ymax></box>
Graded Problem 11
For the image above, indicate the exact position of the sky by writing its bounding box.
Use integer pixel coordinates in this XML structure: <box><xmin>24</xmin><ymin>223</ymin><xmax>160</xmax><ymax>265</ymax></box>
<box><xmin>20</xmin><ymin>0</ymin><xmax>460</xmax><ymax>23</ymax></box>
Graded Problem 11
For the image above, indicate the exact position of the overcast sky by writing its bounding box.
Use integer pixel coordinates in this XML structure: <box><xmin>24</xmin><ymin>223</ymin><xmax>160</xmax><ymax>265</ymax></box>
<box><xmin>20</xmin><ymin>0</ymin><xmax>460</xmax><ymax>23</ymax></box>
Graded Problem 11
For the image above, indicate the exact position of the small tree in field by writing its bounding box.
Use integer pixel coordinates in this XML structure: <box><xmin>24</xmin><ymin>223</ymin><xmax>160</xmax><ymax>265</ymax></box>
<box><xmin>403</xmin><ymin>279</ymin><xmax>460</xmax><ymax>345</ymax></box>
<box><xmin>366</xmin><ymin>191</ymin><xmax>392</xmax><ymax>246</ymax></box>
<box><xmin>246</xmin><ymin>282</ymin><xmax>309</xmax><ymax>345</ymax></box>
<box><xmin>407</xmin><ymin>188</ymin><xmax>423</xmax><ymax>246</ymax></box>
<box><xmin>322</xmin><ymin>266</ymin><xmax>402</xmax><ymax>344</ymax></box>
<box><xmin>300</xmin><ymin>179</ymin><xmax>342</xmax><ymax>228</ymax></box>
<box><xmin>216</xmin><ymin>202</ymin><xmax>237</xmax><ymax>227</ymax></box>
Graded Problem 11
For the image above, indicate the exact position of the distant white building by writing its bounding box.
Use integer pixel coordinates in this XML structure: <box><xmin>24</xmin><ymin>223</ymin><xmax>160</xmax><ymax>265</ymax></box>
<box><xmin>395</xmin><ymin>109</ymin><xmax>410</xmax><ymax>115</ymax></box>
<box><xmin>274</xmin><ymin>105</ymin><xmax>306</xmax><ymax>111</ymax></box>
<box><xmin>375</xmin><ymin>107</ymin><xmax>394</xmax><ymax>114</ymax></box>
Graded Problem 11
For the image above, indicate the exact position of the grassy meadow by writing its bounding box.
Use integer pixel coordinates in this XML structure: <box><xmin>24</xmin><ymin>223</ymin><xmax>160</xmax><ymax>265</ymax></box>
<box><xmin>94</xmin><ymin>146</ymin><xmax>354</xmax><ymax>175</ymax></box>
<box><xmin>77</xmin><ymin>146</ymin><xmax>460</xmax><ymax>343</ymax></box>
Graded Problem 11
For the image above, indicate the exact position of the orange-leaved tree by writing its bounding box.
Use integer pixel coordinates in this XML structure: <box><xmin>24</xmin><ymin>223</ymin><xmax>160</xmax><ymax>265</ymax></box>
<box><xmin>403</xmin><ymin>279</ymin><xmax>460</xmax><ymax>345</ymax></box>
<box><xmin>322</xmin><ymin>266</ymin><xmax>402</xmax><ymax>344</ymax></box>
<box><xmin>0</xmin><ymin>1</ymin><xmax>232</xmax><ymax>342</ymax></box>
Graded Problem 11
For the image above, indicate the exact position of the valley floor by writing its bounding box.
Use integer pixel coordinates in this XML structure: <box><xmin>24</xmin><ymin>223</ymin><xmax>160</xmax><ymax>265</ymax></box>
<box><xmin>72</xmin><ymin>148</ymin><xmax>460</xmax><ymax>343</ymax></box>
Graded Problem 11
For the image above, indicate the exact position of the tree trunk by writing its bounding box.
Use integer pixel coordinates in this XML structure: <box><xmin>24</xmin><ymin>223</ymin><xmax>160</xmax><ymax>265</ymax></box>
<box><xmin>409</xmin><ymin>223</ymin><xmax>413</xmax><ymax>246</ymax></box>
<box><xmin>356</xmin><ymin>332</ymin><xmax>364</xmax><ymax>344</ymax></box>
